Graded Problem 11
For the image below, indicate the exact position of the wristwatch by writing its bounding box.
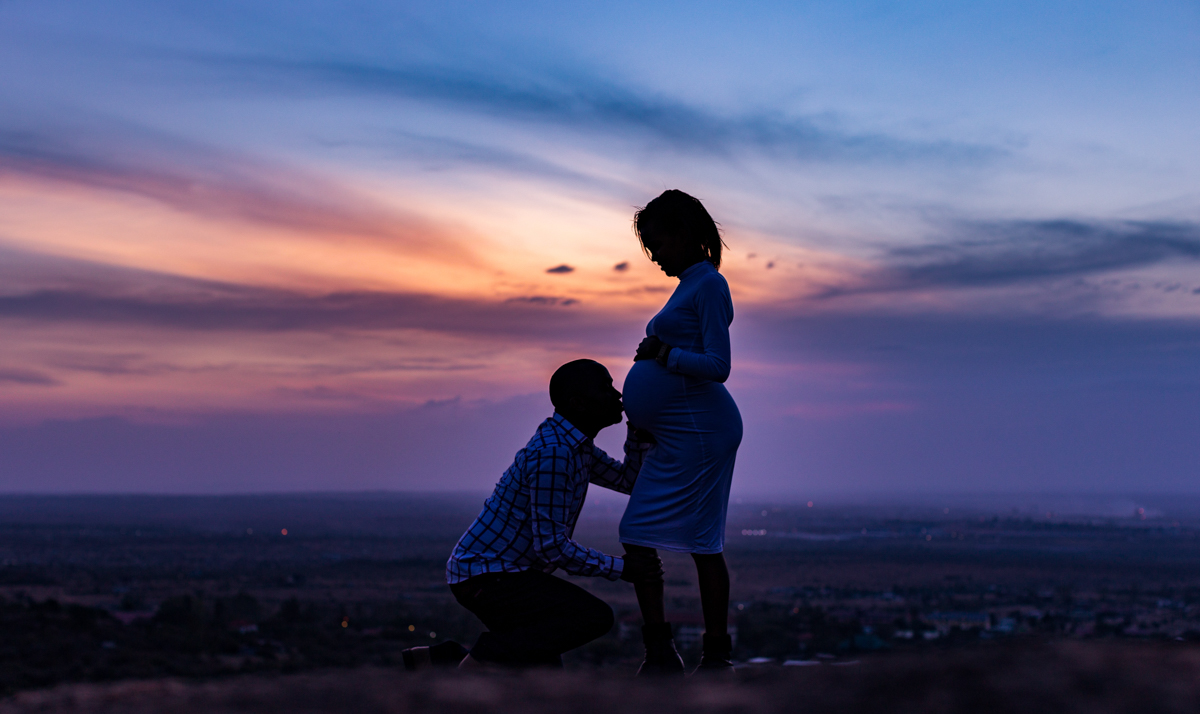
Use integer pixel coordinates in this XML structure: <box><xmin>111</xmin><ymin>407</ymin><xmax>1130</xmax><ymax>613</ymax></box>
<box><xmin>655</xmin><ymin>342</ymin><xmax>673</xmax><ymax>366</ymax></box>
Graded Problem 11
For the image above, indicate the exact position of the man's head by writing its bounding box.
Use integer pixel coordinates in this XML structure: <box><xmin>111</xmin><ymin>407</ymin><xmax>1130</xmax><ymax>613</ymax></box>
<box><xmin>549</xmin><ymin>360</ymin><xmax>623</xmax><ymax>437</ymax></box>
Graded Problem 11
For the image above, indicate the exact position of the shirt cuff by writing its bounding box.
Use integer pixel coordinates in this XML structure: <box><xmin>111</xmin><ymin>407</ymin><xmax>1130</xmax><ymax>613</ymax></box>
<box><xmin>606</xmin><ymin>555</ymin><xmax>624</xmax><ymax>581</ymax></box>
<box><xmin>666</xmin><ymin>346</ymin><xmax>682</xmax><ymax>372</ymax></box>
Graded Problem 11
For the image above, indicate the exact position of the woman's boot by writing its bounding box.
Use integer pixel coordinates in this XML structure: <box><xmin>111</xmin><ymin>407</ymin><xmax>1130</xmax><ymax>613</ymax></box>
<box><xmin>636</xmin><ymin>622</ymin><xmax>685</xmax><ymax>676</ymax></box>
<box><xmin>693</xmin><ymin>632</ymin><xmax>734</xmax><ymax>674</ymax></box>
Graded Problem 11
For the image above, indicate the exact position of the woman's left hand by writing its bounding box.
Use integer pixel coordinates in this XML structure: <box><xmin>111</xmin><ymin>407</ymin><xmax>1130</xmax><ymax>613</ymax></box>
<box><xmin>634</xmin><ymin>335</ymin><xmax>663</xmax><ymax>362</ymax></box>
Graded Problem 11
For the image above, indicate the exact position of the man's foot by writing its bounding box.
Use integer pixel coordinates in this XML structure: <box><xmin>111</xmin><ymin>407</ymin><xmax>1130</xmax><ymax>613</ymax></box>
<box><xmin>402</xmin><ymin>641</ymin><xmax>469</xmax><ymax>671</ymax></box>
<box><xmin>636</xmin><ymin>622</ymin><xmax>685</xmax><ymax>676</ymax></box>
<box><xmin>691</xmin><ymin>633</ymin><xmax>734</xmax><ymax>676</ymax></box>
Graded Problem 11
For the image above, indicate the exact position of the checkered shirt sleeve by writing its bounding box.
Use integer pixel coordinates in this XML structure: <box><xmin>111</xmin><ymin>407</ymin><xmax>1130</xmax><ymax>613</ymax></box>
<box><xmin>586</xmin><ymin>423</ymin><xmax>652</xmax><ymax>494</ymax></box>
<box><xmin>446</xmin><ymin>416</ymin><xmax>653</xmax><ymax>584</ymax></box>
<box><xmin>528</xmin><ymin>446</ymin><xmax>621</xmax><ymax>579</ymax></box>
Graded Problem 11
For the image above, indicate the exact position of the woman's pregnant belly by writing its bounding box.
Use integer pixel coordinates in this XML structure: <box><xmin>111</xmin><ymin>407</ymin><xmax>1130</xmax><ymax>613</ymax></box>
<box><xmin>622</xmin><ymin>360</ymin><xmax>676</xmax><ymax>430</ymax></box>
<box><xmin>623</xmin><ymin>360</ymin><xmax>742</xmax><ymax>450</ymax></box>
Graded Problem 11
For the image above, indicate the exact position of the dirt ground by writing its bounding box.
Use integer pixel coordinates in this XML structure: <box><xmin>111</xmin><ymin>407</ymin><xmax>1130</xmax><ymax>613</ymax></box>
<box><xmin>5</xmin><ymin>640</ymin><xmax>1200</xmax><ymax>714</ymax></box>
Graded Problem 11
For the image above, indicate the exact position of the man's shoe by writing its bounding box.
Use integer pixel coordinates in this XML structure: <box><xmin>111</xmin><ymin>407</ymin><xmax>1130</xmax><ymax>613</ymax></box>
<box><xmin>636</xmin><ymin>622</ymin><xmax>685</xmax><ymax>676</ymax></box>
<box><xmin>691</xmin><ymin>633</ymin><xmax>734</xmax><ymax>675</ymax></box>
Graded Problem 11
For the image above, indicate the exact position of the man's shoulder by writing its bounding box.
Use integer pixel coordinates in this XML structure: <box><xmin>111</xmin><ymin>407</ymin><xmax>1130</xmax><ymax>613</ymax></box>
<box><xmin>527</xmin><ymin>417</ymin><xmax>586</xmax><ymax>450</ymax></box>
<box><xmin>520</xmin><ymin>426</ymin><xmax>582</xmax><ymax>469</ymax></box>
<box><xmin>525</xmin><ymin>438</ymin><xmax>581</xmax><ymax>460</ymax></box>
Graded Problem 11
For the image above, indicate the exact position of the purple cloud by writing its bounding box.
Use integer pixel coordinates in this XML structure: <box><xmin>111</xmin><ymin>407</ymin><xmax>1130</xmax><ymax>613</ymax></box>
<box><xmin>817</xmin><ymin>220</ymin><xmax>1200</xmax><ymax>298</ymax></box>
<box><xmin>0</xmin><ymin>250</ymin><xmax>623</xmax><ymax>342</ymax></box>
<box><xmin>0</xmin><ymin>368</ymin><xmax>58</xmax><ymax>386</ymax></box>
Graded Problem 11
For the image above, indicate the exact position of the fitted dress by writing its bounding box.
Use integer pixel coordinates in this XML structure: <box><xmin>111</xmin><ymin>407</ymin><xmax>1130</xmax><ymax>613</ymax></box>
<box><xmin>619</xmin><ymin>260</ymin><xmax>743</xmax><ymax>554</ymax></box>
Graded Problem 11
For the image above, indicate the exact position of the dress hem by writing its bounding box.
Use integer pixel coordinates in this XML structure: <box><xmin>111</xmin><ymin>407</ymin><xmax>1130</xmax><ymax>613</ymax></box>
<box><xmin>618</xmin><ymin>537</ymin><xmax>724</xmax><ymax>555</ymax></box>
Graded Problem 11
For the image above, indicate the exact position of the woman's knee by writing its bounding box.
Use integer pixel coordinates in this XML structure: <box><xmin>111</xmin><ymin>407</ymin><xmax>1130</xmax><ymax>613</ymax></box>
<box><xmin>624</xmin><ymin>543</ymin><xmax>658</xmax><ymax>557</ymax></box>
<box><xmin>692</xmin><ymin>551</ymin><xmax>725</xmax><ymax>565</ymax></box>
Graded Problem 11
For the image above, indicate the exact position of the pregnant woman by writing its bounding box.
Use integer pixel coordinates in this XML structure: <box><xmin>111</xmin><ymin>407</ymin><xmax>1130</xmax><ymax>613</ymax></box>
<box><xmin>620</xmin><ymin>189</ymin><xmax>743</xmax><ymax>674</ymax></box>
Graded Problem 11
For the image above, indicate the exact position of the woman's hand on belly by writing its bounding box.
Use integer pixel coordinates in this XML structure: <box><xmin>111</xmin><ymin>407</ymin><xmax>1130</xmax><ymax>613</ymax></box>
<box><xmin>634</xmin><ymin>335</ymin><xmax>664</xmax><ymax>362</ymax></box>
<box><xmin>631</xmin><ymin>426</ymin><xmax>657</xmax><ymax>444</ymax></box>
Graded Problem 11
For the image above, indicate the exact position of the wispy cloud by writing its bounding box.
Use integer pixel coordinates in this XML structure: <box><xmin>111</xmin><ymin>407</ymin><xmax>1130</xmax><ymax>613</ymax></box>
<box><xmin>0</xmin><ymin>287</ymin><xmax>612</xmax><ymax>337</ymax></box>
<box><xmin>0</xmin><ymin>123</ymin><xmax>474</xmax><ymax>261</ymax></box>
<box><xmin>359</xmin><ymin>131</ymin><xmax>639</xmax><ymax>198</ymax></box>
<box><xmin>818</xmin><ymin>220</ymin><xmax>1200</xmax><ymax>297</ymax></box>
<box><xmin>184</xmin><ymin>54</ymin><xmax>999</xmax><ymax>166</ymax></box>
<box><xmin>741</xmin><ymin>308</ymin><xmax>1200</xmax><ymax>390</ymax></box>
<box><xmin>0</xmin><ymin>250</ymin><xmax>623</xmax><ymax>340</ymax></box>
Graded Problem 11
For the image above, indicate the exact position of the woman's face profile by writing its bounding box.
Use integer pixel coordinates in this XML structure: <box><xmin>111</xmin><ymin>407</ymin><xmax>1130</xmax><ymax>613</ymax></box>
<box><xmin>640</xmin><ymin>229</ymin><xmax>697</xmax><ymax>277</ymax></box>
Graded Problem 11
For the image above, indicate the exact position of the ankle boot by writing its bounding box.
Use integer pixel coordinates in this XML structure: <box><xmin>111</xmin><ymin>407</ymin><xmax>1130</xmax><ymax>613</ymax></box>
<box><xmin>402</xmin><ymin>640</ymin><xmax>469</xmax><ymax>671</ymax></box>
<box><xmin>636</xmin><ymin>622</ymin><xmax>685</xmax><ymax>676</ymax></box>
<box><xmin>694</xmin><ymin>632</ymin><xmax>734</xmax><ymax>672</ymax></box>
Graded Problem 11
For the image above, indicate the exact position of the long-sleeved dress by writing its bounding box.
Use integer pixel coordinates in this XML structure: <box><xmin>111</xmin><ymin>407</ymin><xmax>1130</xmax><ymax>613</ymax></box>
<box><xmin>619</xmin><ymin>260</ymin><xmax>743</xmax><ymax>554</ymax></box>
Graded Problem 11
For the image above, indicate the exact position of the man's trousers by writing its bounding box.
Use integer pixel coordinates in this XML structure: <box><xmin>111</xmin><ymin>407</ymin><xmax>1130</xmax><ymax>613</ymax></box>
<box><xmin>450</xmin><ymin>569</ymin><xmax>615</xmax><ymax>666</ymax></box>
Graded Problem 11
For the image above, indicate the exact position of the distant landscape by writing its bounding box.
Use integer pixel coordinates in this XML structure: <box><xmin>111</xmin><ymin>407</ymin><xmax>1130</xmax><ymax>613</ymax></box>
<box><xmin>5</xmin><ymin>492</ymin><xmax>1200</xmax><ymax>702</ymax></box>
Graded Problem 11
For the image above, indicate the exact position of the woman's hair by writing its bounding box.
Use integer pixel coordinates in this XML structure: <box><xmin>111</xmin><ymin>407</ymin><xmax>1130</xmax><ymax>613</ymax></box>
<box><xmin>633</xmin><ymin>189</ymin><xmax>726</xmax><ymax>269</ymax></box>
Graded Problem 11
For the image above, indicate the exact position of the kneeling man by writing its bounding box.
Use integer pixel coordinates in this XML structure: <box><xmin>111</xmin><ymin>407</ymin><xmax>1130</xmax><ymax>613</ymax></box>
<box><xmin>410</xmin><ymin>359</ymin><xmax>662</xmax><ymax>669</ymax></box>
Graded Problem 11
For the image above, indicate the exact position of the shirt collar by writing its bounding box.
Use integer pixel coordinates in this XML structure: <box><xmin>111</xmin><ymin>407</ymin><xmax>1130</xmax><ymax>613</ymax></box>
<box><xmin>549</xmin><ymin>412</ymin><xmax>590</xmax><ymax>449</ymax></box>
<box><xmin>679</xmin><ymin>260</ymin><xmax>715</xmax><ymax>281</ymax></box>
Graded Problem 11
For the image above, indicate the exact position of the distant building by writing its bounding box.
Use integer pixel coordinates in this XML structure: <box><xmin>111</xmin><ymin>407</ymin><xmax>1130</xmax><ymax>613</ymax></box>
<box><xmin>926</xmin><ymin>611</ymin><xmax>989</xmax><ymax>634</ymax></box>
<box><xmin>618</xmin><ymin>613</ymin><xmax>737</xmax><ymax>649</ymax></box>
<box><xmin>674</xmin><ymin>612</ymin><xmax>738</xmax><ymax>650</ymax></box>
<box><xmin>228</xmin><ymin>620</ymin><xmax>258</xmax><ymax>634</ymax></box>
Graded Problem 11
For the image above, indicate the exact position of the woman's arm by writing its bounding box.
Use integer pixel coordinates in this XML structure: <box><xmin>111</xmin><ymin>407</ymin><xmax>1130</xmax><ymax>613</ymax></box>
<box><xmin>665</xmin><ymin>274</ymin><xmax>733</xmax><ymax>382</ymax></box>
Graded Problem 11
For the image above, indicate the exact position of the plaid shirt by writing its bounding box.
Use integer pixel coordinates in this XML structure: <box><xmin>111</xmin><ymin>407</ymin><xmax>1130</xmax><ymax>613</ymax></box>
<box><xmin>446</xmin><ymin>413</ymin><xmax>652</xmax><ymax>584</ymax></box>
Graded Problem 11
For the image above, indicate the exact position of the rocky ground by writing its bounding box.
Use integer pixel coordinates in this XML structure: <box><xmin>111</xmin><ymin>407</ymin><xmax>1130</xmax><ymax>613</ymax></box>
<box><xmin>5</xmin><ymin>641</ymin><xmax>1200</xmax><ymax>714</ymax></box>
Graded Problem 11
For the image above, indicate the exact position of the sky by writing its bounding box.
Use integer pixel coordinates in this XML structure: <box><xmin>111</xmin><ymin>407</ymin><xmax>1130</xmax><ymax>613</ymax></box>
<box><xmin>1</xmin><ymin>0</ymin><xmax>1198</xmax><ymax>495</ymax></box>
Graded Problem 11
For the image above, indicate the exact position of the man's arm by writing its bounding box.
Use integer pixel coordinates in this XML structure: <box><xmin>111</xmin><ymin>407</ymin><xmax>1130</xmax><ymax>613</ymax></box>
<box><xmin>586</xmin><ymin>423</ymin><xmax>654</xmax><ymax>494</ymax></box>
<box><xmin>529</xmin><ymin>447</ymin><xmax>624</xmax><ymax>580</ymax></box>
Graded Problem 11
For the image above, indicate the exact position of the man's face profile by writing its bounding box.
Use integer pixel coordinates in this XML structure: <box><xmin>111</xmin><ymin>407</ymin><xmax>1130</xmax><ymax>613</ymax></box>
<box><xmin>574</xmin><ymin>366</ymin><xmax>623</xmax><ymax>429</ymax></box>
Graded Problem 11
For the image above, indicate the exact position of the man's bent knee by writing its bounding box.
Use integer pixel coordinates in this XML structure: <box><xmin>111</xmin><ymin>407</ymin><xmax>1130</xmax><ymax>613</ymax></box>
<box><xmin>581</xmin><ymin>599</ymin><xmax>615</xmax><ymax>641</ymax></box>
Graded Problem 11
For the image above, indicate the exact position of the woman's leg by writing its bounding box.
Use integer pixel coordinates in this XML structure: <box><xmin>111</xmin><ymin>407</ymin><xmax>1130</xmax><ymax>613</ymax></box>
<box><xmin>691</xmin><ymin>552</ymin><xmax>729</xmax><ymax>635</ymax></box>
<box><xmin>624</xmin><ymin>544</ymin><xmax>665</xmax><ymax>624</ymax></box>
<box><xmin>692</xmin><ymin>552</ymin><xmax>733</xmax><ymax>670</ymax></box>
<box><xmin>625</xmin><ymin>543</ymin><xmax>682</xmax><ymax>674</ymax></box>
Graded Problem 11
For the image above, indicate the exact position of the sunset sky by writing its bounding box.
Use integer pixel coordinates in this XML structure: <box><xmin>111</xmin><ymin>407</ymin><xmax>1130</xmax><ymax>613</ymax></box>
<box><xmin>2</xmin><ymin>1</ymin><xmax>1198</xmax><ymax>494</ymax></box>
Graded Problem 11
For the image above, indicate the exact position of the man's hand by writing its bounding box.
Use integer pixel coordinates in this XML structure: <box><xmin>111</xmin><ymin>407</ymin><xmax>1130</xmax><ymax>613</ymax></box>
<box><xmin>619</xmin><ymin>550</ymin><xmax>664</xmax><ymax>584</ymax></box>
<box><xmin>629</xmin><ymin>425</ymin><xmax>657</xmax><ymax>445</ymax></box>
<box><xmin>634</xmin><ymin>335</ymin><xmax>664</xmax><ymax>362</ymax></box>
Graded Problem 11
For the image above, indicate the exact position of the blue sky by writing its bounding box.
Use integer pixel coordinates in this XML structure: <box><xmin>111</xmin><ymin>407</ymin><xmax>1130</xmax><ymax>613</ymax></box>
<box><xmin>0</xmin><ymin>0</ymin><xmax>1197</xmax><ymax>494</ymax></box>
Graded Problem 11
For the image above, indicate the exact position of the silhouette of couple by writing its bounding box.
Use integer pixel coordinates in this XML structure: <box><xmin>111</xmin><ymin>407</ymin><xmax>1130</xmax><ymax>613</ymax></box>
<box><xmin>404</xmin><ymin>190</ymin><xmax>742</xmax><ymax>675</ymax></box>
